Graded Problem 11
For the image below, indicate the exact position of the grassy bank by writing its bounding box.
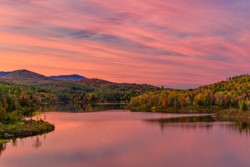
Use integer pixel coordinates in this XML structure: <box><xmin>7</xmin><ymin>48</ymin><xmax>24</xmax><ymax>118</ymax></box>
<box><xmin>0</xmin><ymin>120</ymin><xmax>55</xmax><ymax>139</ymax></box>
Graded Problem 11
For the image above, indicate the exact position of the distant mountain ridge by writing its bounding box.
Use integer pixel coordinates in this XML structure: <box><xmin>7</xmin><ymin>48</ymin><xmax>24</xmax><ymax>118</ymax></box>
<box><xmin>50</xmin><ymin>74</ymin><xmax>85</xmax><ymax>81</ymax></box>
<box><xmin>0</xmin><ymin>69</ymin><xmax>159</xmax><ymax>103</ymax></box>
<box><xmin>0</xmin><ymin>71</ymin><xmax>11</xmax><ymax>77</ymax></box>
<box><xmin>0</xmin><ymin>69</ymin><xmax>51</xmax><ymax>83</ymax></box>
<box><xmin>0</xmin><ymin>69</ymin><xmax>86</xmax><ymax>82</ymax></box>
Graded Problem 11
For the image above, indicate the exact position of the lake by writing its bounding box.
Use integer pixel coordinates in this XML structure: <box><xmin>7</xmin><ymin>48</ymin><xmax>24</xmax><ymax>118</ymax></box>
<box><xmin>1</xmin><ymin>109</ymin><xmax>250</xmax><ymax>167</ymax></box>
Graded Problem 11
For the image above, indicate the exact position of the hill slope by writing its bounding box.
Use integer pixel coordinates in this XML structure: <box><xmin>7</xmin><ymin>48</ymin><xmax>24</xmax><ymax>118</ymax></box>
<box><xmin>0</xmin><ymin>69</ymin><xmax>159</xmax><ymax>103</ymax></box>
<box><xmin>129</xmin><ymin>74</ymin><xmax>250</xmax><ymax>112</ymax></box>
<box><xmin>0</xmin><ymin>69</ymin><xmax>51</xmax><ymax>83</ymax></box>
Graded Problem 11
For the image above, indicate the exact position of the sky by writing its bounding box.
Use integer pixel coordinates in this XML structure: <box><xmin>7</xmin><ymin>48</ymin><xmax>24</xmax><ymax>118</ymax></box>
<box><xmin>0</xmin><ymin>0</ymin><xmax>250</xmax><ymax>89</ymax></box>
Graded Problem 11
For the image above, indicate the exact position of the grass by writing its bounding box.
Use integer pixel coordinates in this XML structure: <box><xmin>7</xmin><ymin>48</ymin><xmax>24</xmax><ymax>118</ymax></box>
<box><xmin>0</xmin><ymin>120</ymin><xmax>55</xmax><ymax>139</ymax></box>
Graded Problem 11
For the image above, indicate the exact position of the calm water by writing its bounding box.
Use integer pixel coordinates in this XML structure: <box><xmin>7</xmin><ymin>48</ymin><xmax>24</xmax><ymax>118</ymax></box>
<box><xmin>1</xmin><ymin>110</ymin><xmax>250</xmax><ymax>167</ymax></box>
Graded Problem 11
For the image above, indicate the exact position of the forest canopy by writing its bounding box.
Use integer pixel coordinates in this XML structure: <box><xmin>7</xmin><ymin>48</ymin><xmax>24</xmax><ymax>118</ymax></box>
<box><xmin>129</xmin><ymin>74</ymin><xmax>250</xmax><ymax>113</ymax></box>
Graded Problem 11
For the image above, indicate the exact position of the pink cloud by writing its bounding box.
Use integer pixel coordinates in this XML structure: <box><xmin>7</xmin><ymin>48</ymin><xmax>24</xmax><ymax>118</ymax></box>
<box><xmin>0</xmin><ymin>0</ymin><xmax>250</xmax><ymax>88</ymax></box>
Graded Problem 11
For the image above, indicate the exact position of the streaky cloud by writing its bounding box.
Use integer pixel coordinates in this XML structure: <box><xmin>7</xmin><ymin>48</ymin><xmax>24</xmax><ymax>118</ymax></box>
<box><xmin>0</xmin><ymin>0</ymin><xmax>250</xmax><ymax>88</ymax></box>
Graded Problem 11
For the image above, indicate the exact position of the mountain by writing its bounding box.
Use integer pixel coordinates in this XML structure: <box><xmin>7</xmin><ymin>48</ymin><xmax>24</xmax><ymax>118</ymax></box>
<box><xmin>0</xmin><ymin>69</ymin><xmax>51</xmax><ymax>83</ymax></box>
<box><xmin>0</xmin><ymin>69</ymin><xmax>156</xmax><ymax>91</ymax></box>
<box><xmin>0</xmin><ymin>71</ymin><xmax>11</xmax><ymax>77</ymax></box>
<box><xmin>0</xmin><ymin>69</ymin><xmax>159</xmax><ymax>103</ymax></box>
<box><xmin>50</xmin><ymin>74</ymin><xmax>85</xmax><ymax>81</ymax></box>
<box><xmin>0</xmin><ymin>70</ymin><xmax>85</xmax><ymax>82</ymax></box>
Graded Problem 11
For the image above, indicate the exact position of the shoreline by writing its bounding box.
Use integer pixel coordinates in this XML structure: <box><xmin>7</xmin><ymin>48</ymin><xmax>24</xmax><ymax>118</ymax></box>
<box><xmin>0</xmin><ymin>120</ymin><xmax>55</xmax><ymax>140</ymax></box>
<box><xmin>214</xmin><ymin>110</ymin><xmax>250</xmax><ymax>122</ymax></box>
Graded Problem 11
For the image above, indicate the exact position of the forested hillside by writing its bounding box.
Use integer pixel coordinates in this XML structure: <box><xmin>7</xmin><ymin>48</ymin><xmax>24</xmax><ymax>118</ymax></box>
<box><xmin>0</xmin><ymin>70</ymin><xmax>159</xmax><ymax>104</ymax></box>
<box><xmin>0</xmin><ymin>82</ymin><xmax>57</xmax><ymax>124</ymax></box>
<box><xmin>129</xmin><ymin>74</ymin><xmax>250</xmax><ymax>113</ymax></box>
<box><xmin>0</xmin><ymin>69</ymin><xmax>159</xmax><ymax>125</ymax></box>
<box><xmin>3</xmin><ymin>69</ymin><xmax>249</xmax><ymax>115</ymax></box>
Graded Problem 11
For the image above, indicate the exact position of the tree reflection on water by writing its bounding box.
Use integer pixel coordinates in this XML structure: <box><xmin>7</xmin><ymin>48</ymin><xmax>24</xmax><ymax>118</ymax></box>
<box><xmin>227</xmin><ymin>121</ymin><xmax>250</xmax><ymax>135</ymax></box>
<box><xmin>40</xmin><ymin>103</ymin><xmax>125</xmax><ymax>112</ymax></box>
<box><xmin>0</xmin><ymin>142</ymin><xmax>7</xmax><ymax>157</ymax></box>
<box><xmin>145</xmin><ymin>115</ymin><xmax>250</xmax><ymax>135</ymax></box>
<box><xmin>0</xmin><ymin>134</ymin><xmax>46</xmax><ymax>158</ymax></box>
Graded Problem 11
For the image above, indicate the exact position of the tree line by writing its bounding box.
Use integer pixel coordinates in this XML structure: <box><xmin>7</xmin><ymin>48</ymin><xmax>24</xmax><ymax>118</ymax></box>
<box><xmin>0</xmin><ymin>83</ymin><xmax>57</xmax><ymax>123</ymax></box>
<box><xmin>0</xmin><ymin>79</ymin><xmax>159</xmax><ymax>123</ymax></box>
<box><xmin>129</xmin><ymin>74</ymin><xmax>250</xmax><ymax>113</ymax></box>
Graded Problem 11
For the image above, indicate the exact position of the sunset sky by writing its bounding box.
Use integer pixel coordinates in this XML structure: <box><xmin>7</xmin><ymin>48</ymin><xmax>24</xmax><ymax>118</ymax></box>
<box><xmin>0</xmin><ymin>0</ymin><xmax>250</xmax><ymax>89</ymax></box>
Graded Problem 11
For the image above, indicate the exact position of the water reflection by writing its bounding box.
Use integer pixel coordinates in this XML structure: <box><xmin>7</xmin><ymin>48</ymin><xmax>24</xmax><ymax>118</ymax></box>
<box><xmin>145</xmin><ymin>115</ymin><xmax>250</xmax><ymax>135</ymax></box>
<box><xmin>39</xmin><ymin>103</ymin><xmax>125</xmax><ymax>112</ymax></box>
<box><xmin>0</xmin><ymin>134</ymin><xmax>47</xmax><ymax>158</ymax></box>
<box><xmin>1</xmin><ymin>111</ymin><xmax>250</xmax><ymax>167</ymax></box>
<box><xmin>226</xmin><ymin>121</ymin><xmax>250</xmax><ymax>135</ymax></box>
<box><xmin>0</xmin><ymin>143</ymin><xmax>6</xmax><ymax>157</ymax></box>
<box><xmin>146</xmin><ymin>115</ymin><xmax>215</xmax><ymax>123</ymax></box>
